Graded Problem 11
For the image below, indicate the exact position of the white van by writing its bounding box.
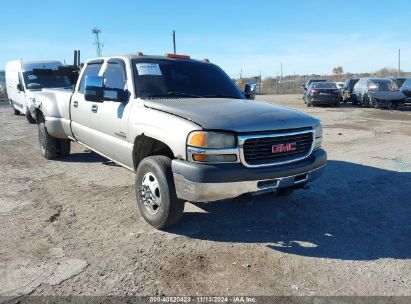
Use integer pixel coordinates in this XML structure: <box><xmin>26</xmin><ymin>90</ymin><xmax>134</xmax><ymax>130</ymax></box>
<box><xmin>5</xmin><ymin>60</ymin><xmax>72</xmax><ymax>122</ymax></box>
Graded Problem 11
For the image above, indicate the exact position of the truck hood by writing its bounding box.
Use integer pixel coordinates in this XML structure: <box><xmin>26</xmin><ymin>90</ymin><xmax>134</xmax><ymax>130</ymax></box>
<box><xmin>143</xmin><ymin>98</ymin><xmax>319</xmax><ymax>133</ymax></box>
<box><xmin>368</xmin><ymin>91</ymin><xmax>406</xmax><ymax>101</ymax></box>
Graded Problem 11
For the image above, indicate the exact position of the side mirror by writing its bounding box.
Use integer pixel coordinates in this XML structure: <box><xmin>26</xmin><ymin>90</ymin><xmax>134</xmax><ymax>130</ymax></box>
<box><xmin>84</xmin><ymin>75</ymin><xmax>104</xmax><ymax>102</ymax></box>
<box><xmin>243</xmin><ymin>82</ymin><xmax>257</xmax><ymax>100</ymax></box>
<box><xmin>17</xmin><ymin>84</ymin><xmax>24</xmax><ymax>92</ymax></box>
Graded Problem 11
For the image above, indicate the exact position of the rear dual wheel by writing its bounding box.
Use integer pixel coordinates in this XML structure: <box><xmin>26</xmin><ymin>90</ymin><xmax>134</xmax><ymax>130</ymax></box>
<box><xmin>37</xmin><ymin>121</ymin><xmax>71</xmax><ymax>159</ymax></box>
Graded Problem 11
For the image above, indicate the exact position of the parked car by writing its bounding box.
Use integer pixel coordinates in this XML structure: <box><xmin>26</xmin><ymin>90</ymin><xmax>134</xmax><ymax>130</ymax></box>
<box><xmin>352</xmin><ymin>78</ymin><xmax>406</xmax><ymax>109</ymax></box>
<box><xmin>400</xmin><ymin>78</ymin><xmax>411</xmax><ymax>104</ymax></box>
<box><xmin>30</xmin><ymin>53</ymin><xmax>327</xmax><ymax>229</ymax></box>
<box><xmin>5</xmin><ymin>60</ymin><xmax>73</xmax><ymax>123</ymax></box>
<box><xmin>341</xmin><ymin>77</ymin><xmax>360</xmax><ymax>104</ymax></box>
<box><xmin>303</xmin><ymin>79</ymin><xmax>327</xmax><ymax>101</ymax></box>
<box><xmin>306</xmin><ymin>82</ymin><xmax>341</xmax><ymax>107</ymax></box>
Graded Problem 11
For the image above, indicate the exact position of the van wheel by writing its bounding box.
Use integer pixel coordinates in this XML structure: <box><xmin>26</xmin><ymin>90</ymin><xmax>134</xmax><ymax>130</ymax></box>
<box><xmin>10</xmin><ymin>101</ymin><xmax>20</xmax><ymax>115</ymax></box>
<box><xmin>37</xmin><ymin>122</ymin><xmax>57</xmax><ymax>159</ymax></box>
<box><xmin>58</xmin><ymin>139</ymin><xmax>71</xmax><ymax>157</ymax></box>
<box><xmin>135</xmin><ymin>156</ymin><xmax>185</xmax><ymax>229</ymax></box>
<box><xmin>25</xmin><ymin>110</ymin><xmax>36</xmax><ymax>124</ymax></box>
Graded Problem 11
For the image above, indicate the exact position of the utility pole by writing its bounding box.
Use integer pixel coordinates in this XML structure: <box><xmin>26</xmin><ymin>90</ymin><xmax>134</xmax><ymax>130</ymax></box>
<box><xmin>276</xmin><ymin>73</ymin><xmax>279</xmax><ymax>95</ymax></box>
<box><xmin>92</xmin><ymin>27</ymin><xmax>103</xmax><ymax>57</ymax></box>
<box><xmin>172</xmin><ymin>30</ymin><xmax>176</xmax><ymax>54</ymax></box>
<box><xmin>293</xmin><ymin>72</ymin><xmax>296</xmax><ymax>94</ymax></box>
<box><xmin>398</xmin><ymin>49</ymin><xmax>401</xmax><ymax>77</ymax></box>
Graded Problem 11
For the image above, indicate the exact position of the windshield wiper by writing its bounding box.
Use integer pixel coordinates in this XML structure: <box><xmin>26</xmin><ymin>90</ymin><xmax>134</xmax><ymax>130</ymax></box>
<box><xmin>202</xmin><ymin>94</ymin><xmax>241</xmax><ymax>99</ymax></box>
<box><xmin>142</xmin><ymin>91</ymin><xmax>203</xmax><ymax>98</ymax></box>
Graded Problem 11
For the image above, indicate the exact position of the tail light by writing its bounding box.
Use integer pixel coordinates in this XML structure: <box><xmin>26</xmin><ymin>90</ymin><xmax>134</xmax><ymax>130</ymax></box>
<box><xmin>310</xmin><ymin>89</ymin><xmax>320</xmax><ymax>94</ymax></box>
<box><xmin>331</xmin><ymin>89</ymin><xmax>339</xmax><ymax>94</ymax></box>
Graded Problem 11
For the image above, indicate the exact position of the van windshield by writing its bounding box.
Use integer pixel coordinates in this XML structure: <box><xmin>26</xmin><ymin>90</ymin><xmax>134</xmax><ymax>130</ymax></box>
<box><xmin>23</xmin><ymin>71</ymin><xmax>72</xmax><ymax>90</ymax></box>
<box><xmin>132</xmin><ymin>58</ymin><xmax>244</xmax><ymax>99</ymax></box>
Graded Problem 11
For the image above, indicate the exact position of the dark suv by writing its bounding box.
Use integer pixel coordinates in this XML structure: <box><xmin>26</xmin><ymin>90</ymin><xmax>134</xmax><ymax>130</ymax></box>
<box><xmin>341</xmin><ymin>77</ymin><xmax>359</xmax><ymax>104</ymax></box>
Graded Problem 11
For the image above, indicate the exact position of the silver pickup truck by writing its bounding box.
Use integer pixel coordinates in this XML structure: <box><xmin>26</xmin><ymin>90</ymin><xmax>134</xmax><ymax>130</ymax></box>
<box><xmin>31</xmin><ymin>53</ymin><xmax>327</xmax><ymax>229</ymax></box>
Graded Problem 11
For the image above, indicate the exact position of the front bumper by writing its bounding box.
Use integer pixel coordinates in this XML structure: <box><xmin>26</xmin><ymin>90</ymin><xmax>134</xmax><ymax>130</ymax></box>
<box><xmin>172</xmin><ymin>148</ymin><xmax>327</xmax><ymax>202</ymax></box>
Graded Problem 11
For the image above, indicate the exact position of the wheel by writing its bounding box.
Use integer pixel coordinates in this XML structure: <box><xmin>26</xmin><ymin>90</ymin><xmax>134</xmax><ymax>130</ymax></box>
<box><xmin>37</xmin><ymin>121</ymin><xmax>57</xmax><ymax>159</ymax></box>
<box><xmin>363</xmin><ymin>95</ymin><xmax>371</xmax><ymax>108</ymax></box>
<box><xmin>58</xmin><ymin>139</ymin><xmax>71</xmax><ymax>157</ymax></box>
<box><xmin>135</xmin><ymin>156</ymin><xmax>185</xmax><ymax>229</ymax></box>
<box><xmin>10</xmin><ymin>101</ymin><xmax>20</xmax><ymax>115</ymax></box>
<box><xmin>371</xmin><ymin>98</ymin><xmax>379</xmax><ymax>109</ymax></box>
<box><xmin>25</xmin><ymin>110</ymin><xmax>36</xmax><ymax>124</ymax></box>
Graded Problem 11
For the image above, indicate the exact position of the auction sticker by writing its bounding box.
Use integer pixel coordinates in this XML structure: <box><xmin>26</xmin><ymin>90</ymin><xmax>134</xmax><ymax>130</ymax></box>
<box><xmin>136</xmin><ymin>63</ymin><xmax>162</xmax><ymax>76</ymax></box>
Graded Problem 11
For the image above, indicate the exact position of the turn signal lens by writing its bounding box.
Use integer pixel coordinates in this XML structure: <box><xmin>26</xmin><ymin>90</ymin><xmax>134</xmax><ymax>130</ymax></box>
<box><xmin>188</xmin><ymin>132</ymin><xmax>207</xmax><ymax>148</ymax></box>
<box><xmin>192</xmin><ymin>153</ymin><xmax>207</xmax><ymax>161</ymax></box>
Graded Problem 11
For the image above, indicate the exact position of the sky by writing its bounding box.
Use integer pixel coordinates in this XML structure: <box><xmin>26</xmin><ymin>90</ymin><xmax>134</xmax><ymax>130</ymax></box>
<box><xmin>0</xmin><ymin>0</ymin><xmax>410</xmax><ymax>78</ymax></box>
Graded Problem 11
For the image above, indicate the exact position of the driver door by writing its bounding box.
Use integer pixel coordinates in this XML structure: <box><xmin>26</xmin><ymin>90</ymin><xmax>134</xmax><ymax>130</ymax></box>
<box><xmin>89</xmin><ymin>58</ymin><xmax>134</xmax><ymax>168</ymax></box>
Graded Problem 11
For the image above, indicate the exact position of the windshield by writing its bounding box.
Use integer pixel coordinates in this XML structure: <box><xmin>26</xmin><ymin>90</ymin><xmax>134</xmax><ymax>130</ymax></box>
<box><xmin>23</xmin><ymin>71</ymin><xmax>72</xmax><ymax>90</ymax></box>
<box><xmin>311</xmin><ymin>82</ymin><xmax>337</xmax><ymax>89</ymax></box>
<box><xmin>370</xmin><ymin>79</ymin><xmax>398</xmax><ymax>92</ymax></box>
<box><xmin>132</xmin><ymin>59</ymin><xmax>244</xmax><ymax>99</ymax></box>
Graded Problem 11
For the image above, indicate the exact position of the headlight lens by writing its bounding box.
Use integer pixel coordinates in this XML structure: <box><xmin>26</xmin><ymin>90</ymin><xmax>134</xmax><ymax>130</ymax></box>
<box><xmin>314</xmin><ymin>123</ymin><xmax>323</xmax><ymax>150</ymax></box>
<box><xmin>187</xmin><ymin>131</ymin><xmax>236</xmax><ymax>148</ymax></box>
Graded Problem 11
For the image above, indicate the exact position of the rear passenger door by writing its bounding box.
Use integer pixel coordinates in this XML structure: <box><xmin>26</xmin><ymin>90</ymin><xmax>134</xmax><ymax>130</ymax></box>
<box><xmin>71</xmin><ymin>60</ymin><xmax>103</xmax><ymax>145</ymax></box>
<box><xmin>89</xmin><ymin>58</ymin><xmax>134</xmax><ymax>168</ymax></box>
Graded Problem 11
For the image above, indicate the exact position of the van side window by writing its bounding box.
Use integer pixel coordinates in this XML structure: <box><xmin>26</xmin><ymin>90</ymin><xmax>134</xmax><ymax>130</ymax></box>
<box><xmin>78</xmin><ymin>63</ymin><xmax>103</xmax><ymax>93</ymax></box>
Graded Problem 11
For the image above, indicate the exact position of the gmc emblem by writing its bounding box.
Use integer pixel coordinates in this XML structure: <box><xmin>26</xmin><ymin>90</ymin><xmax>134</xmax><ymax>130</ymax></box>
<box><xmin>272</xmin><ymin>142</ymin><xmax>297</xmax><ymax>153</ymax></box>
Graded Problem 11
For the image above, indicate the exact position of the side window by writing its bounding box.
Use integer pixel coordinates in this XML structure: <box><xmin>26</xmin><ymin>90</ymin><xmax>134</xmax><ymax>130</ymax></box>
<box><xmin>103</xmin><ymin>61</ymin><xmax>127</xmax><ymax>100</ymax></box>
<box><xmin>78</xmin><ymin>63</ymin><xmax>103</xmax><ymax>93</ymax></box>
<box><xmin>103</xmin><ymin>62</ymin><xmax>126</xmax><ymax>90</ymax></box>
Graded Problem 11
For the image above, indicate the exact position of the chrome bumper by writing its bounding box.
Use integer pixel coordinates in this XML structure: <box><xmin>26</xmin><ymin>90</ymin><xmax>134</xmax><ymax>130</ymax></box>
<box><xmin>173</xmin><ymin>165</ymin><xmax>325</xmax><ymax>202</ymax></box>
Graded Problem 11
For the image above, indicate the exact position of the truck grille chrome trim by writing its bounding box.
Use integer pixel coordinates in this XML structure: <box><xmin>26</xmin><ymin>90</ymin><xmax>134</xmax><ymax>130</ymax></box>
<box><xmin>238</xmin><ymin>130</ymin><xmax>315</xmax><ymax>168</ymax></box>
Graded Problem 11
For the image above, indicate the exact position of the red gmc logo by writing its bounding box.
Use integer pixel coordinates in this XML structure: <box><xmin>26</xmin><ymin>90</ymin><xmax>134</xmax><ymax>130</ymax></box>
<box><xmin>272</xmin><ymin>142</ymin><xmax>297</xmax><ymax>153</ymax></box>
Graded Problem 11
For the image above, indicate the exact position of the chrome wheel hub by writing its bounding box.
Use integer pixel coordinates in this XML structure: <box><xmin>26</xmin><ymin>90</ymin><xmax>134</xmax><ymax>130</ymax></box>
<box><xmin>140</xmin><ymin>172</ymin><xmax>161</xmax><ymax>215</ymax></box>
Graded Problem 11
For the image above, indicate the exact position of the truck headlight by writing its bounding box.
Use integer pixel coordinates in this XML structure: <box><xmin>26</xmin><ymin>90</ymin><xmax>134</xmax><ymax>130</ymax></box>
<box><xmin>313</xmin><ymin>123</ymin><xmax>323</xmax><ymax>150</ymax></box>
<box><xmin>187</xmin><ymin>131</ymin><xmax>236</xmax><ymax>149</ymax></box>
<box><xmin>187</xmin><ymin>131</ymin><xmax>238</xmax><ymax>163</ymax></box>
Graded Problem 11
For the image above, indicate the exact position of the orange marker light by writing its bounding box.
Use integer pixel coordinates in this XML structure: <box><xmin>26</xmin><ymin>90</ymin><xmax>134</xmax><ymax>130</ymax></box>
<box><xmin>164</xmin><ymin>53</ymin><xmax>191</xmax><ymax>59</ymax></box>
<box><xmin>188</xmin><ymin>132</ymin><xmax>207</xmax><ymax>148</ymax></box>
<box><xmin>193</xmin><ymin>154</ymin><xmax>207</xmax><ymax>161</ymax></box>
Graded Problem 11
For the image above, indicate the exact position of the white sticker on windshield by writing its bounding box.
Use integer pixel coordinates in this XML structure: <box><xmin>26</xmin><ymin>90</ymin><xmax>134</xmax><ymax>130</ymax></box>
<box><xmin>27</xmin><ymin>75</ymin><xmax>37</xmax><ymax>80</ymax></box>
<box><xmin>136</xmin><ymin>63</ymin><xmax>162</xmax><ymax>76</ymax></box>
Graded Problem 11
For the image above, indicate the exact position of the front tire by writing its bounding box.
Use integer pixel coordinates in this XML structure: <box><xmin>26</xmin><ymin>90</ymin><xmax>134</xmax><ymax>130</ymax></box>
<box><xmin>37</xmin><ymin>122</ymin><xmax>57</xmax><ymax>159</ymax></box>
<box><xmin>10</xmin><ymin>101</ymin><xmax>20</xmax><ymax>115</ymax></box>
<box><xmin>26</xmin><ymin>110</ymin><xmax>36</xmax><ymax>124</ymax></box>
<box><xmin>135</xmin><ymin>156</ymin><xmax>185</xmax><ymax>229</ymax></box>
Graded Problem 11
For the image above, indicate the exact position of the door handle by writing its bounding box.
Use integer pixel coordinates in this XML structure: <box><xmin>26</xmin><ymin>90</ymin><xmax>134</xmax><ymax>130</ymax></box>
<box><xmin>91</xmin><ymin>104</ymin><xmax>98</xmax><ymax>113</ymax></box>
<box><xmin>73</xmin><ymin>101</ymin><xmax>78</xmax><ymax>108</ymax></box>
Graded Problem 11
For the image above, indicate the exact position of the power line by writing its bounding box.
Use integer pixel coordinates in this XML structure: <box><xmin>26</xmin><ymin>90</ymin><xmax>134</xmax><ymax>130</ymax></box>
<box><xmin>92</xmin><ymin>27</ymin><xmax>103</xmax><ymax>57</ymax></box>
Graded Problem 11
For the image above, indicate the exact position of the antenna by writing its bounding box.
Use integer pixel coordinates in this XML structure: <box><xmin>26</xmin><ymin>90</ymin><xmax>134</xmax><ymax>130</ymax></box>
<box><xmin>92</xmin><ymin>27</ymin><xmax>103</xmax><ymax>57</ymax></box>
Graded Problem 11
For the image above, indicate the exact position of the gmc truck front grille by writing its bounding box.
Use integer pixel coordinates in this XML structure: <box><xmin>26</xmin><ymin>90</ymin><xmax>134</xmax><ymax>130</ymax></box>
<box><xmin>239</xmin><ymin>130</ymin><xmax>314</xmax><ymax>167</ymax></box>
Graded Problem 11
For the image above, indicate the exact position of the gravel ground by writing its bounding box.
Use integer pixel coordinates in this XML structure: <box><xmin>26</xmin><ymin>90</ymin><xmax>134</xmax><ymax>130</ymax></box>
<box><xmin>0</xmin><ymin>95</ymin><xmax>410</xmax><ymax>299</ymax></box>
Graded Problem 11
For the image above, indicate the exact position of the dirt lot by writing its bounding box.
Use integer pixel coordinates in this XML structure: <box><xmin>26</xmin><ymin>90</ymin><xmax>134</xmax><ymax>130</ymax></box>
<box><xmin>0</xmin><ymin>95</ymin><xmax>410</xmax><ymax>299</ymax></box>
